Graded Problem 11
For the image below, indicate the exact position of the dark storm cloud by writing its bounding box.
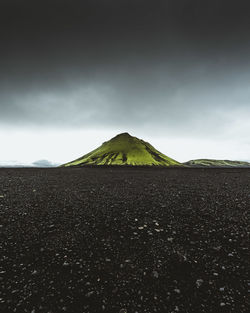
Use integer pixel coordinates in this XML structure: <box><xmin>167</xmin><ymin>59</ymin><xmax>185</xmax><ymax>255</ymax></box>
<box><xmin>1</xmin><ymin>0</ymin><xmax>250</xmax><ymax>135</ymax></box>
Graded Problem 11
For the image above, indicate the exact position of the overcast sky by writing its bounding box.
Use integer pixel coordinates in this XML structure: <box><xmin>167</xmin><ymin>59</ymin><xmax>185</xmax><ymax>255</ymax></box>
<box><xmin>1</xmin><ymin>0</ymin><xmax>250</xmax><ymax>165</ymax></box>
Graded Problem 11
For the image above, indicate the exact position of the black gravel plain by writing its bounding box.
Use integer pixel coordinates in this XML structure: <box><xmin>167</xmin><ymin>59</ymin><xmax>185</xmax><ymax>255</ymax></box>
<box><xmin>0</xmin><ymin>167</ymin><xmax>249</xmax><ymax>313</ymax></box>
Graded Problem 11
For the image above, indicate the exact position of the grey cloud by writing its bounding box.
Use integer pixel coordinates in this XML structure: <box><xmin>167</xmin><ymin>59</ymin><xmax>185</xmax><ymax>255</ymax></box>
<box><xmin>1</xmin><ymin>67</ymin><xmax>249</xmax><ymax>140</ymax></box>
<box><xmin>0</xmin><ymin>0</ymin><xmax>250</xmax><ymax>140</ymax></box>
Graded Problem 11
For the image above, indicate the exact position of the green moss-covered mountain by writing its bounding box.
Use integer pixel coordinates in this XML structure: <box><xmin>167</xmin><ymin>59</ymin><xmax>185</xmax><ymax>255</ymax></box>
<box><xmin>63</xmin><ymin>133</ymin><xmax>180</xmax><ymax>167</ymax></box>
<box><xmin>184</xmin><ymin>159</ymin><xmax>250</xmax><ymax>167</ymax></box>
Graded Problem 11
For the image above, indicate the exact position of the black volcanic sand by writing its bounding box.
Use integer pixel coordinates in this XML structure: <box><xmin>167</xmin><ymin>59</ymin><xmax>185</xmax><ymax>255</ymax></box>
<box><xmin>0</xmin><ymin>167</ymin><xmax>249</xmax><ymax>313</ymax></box>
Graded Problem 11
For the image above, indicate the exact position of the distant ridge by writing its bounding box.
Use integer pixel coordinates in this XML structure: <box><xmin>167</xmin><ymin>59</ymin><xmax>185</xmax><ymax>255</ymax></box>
<box><xmin>184</xmin><ymin>159</ymin><xmax>250</xmax><ymax>167</ymax></box>
<box><xmin>63</xmin><ymin>133</ymin><xmax>180</xmax><ymax>167</ymax></box>
<box><xmin>0</xmin><ymin>160</ymin><xmax>58</xmax><ymax>168</ymax></box>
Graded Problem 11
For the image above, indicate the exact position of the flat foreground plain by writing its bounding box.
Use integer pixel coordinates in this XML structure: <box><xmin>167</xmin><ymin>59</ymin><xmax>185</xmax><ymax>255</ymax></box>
<box><xmin>0</xmin><ymin>167</ymin><xmax>249</xmax><ymax>313</ymax></box>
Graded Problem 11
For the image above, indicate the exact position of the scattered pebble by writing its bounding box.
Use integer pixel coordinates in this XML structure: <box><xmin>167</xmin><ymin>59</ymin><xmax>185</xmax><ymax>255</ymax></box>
<box><xmin>196</xmin><ymin>279</ymin><xmax>204</xmax><ymax>288</ymax></box>
<box><xmin>152</xmin><ymin>270</ymin><xmax>159</xmax><ymax>279</ymax></box>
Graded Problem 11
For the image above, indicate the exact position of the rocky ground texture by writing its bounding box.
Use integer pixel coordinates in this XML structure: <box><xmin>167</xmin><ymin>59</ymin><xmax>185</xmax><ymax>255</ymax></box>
<box><xmin>0</xmin><ymin>167</ymin><xmax>249</xmax><ymax>313</ymax></box>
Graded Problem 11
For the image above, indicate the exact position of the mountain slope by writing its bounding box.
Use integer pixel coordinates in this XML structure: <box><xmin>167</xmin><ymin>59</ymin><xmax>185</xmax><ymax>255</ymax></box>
<box><xmin>63</xmin><ymin>133</ymin><xmax>180</xmax><ymax>167</ymax></box>
<box><xmin>184</xmin><ymin>159</ymin><xmax>250</xmax><ymax>167</ymax></box>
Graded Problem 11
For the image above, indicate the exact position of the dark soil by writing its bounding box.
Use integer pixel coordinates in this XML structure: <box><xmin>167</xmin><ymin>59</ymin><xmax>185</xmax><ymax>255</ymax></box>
<box><xmin>0</xmin><ymin>167</ymin><xmax>249</xmax><ymax>313</ymax></box>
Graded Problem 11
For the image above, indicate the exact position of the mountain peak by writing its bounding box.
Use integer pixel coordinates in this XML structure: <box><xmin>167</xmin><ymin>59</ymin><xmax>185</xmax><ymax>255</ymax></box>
<box><xmin>63</xmin><ymin>133</ymin><xmax>180</xmax><ymax>167</ymax></box>
<box><xmin>113</xmin><ymin>132</ymin><xmax>132</xmax><ymax>139</ymax></box>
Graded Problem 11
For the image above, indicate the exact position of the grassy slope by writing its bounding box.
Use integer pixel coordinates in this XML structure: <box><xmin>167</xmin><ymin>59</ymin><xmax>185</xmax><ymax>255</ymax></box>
<box><xmin>63</xmin><ymin>133</ymin><xmax>180</xmax><ymax>167</ymax></box>
<box><xmin>184</xmin><ymin>159</ymin><xmax>250</xmax><ymax>167</ymax></box>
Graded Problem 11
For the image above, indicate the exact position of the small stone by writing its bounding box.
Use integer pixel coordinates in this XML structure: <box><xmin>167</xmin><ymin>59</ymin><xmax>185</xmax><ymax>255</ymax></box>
<box><xmin>220</xmin><ymin>302</ymin><xmax>226</xmax><ymax>307</ymax></box>
<box><xmin>174</xmin><ymin>288</ymin><xmax>181</xmax><ymax>294</ymax></box>
<box><xmin>63</xmin><ymin>261</ymin><xmax>69</xmax><ymax>266</ymax></box>
<box><xmin>85</xmin><ymin>291</ymin><xmax>95</xmax><ymax>298</ymax></box>
<box><xmin>196</xmin><ymin>279</ymin><xmax>204</xmax><ymax>288</ymax></box>
<box><xmin>152</xmin><ymin>270</ymin><xmax>159</xmax><ymax>278</ymax></box>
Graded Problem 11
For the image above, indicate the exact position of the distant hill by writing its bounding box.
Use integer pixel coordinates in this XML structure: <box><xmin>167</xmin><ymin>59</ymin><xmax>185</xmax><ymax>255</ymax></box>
<box><xmin>63</xmin><ymin>133</ymin><xmax>181</xmax><ymax>167</ymax></box>
<box><xmin>32</xmin><ymin>160</ymin><xmax>60</xmax><ymax>167</ymax></box>
<box><xmin>183</xmin><ymin>159</ymin><xmax>250</xmax><ymax>167</ymax></box>
<box><xmin>0</xmin><ymin>160</ymin><xmax>59</xmax><ymax>168</ymax></box>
